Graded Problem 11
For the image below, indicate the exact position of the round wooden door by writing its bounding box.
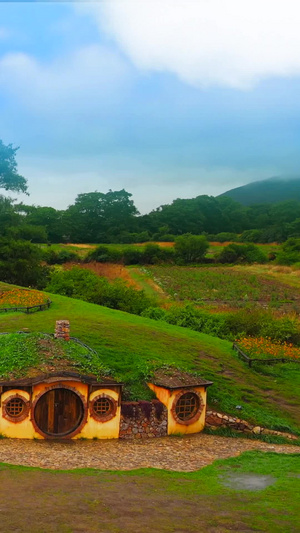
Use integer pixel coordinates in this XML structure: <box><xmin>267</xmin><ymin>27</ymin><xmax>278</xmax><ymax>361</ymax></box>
<box><xmin>34</xmin><ymin>388</ymin><xmax>84</xmax><ymax>437</ymax></box>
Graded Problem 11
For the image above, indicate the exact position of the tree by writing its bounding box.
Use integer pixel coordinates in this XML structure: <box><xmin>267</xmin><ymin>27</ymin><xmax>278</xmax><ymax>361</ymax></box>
<box><xmin>0</xmin><ymin>195</ymin><xmax>21</xmax><ymax>236</ymax></box>
<box><xmin>23</xmin><ymin>206</ymin><xmax>64</xmax><ymax>242</ymax></box>
<box><xmin>0</xmin><ymin>140</ymin><xmax>27</xmax><ymax>193</ymax></box>
<box><xmin>0</xmin><ymin>239</ymin><xmax>49</xmax><ymax>287</ymax></box>
<box><xmin>64</xmin><ymin>189</ymin><xmax>139</xmax><ymax>243</ymax></box>
<box><xmin>175</xmin><ymin>234</ymin><xmax>209</xmax><ymax>263</ymax></box>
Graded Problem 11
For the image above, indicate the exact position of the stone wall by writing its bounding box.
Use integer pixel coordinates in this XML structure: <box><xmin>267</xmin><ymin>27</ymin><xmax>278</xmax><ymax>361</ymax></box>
<box><xmin>205</xmin><ymin>410</ymin><xmax>298</xmax><ymax>440</ymax></box>
<box><xmin>119</xmin><ymin>400</ymin><xmax>167</xmax><ymax>439</ymax></box>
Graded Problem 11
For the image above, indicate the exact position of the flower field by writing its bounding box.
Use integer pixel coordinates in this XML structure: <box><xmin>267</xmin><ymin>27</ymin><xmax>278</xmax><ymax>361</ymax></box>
<box><xmin>0</xmin><ymin>288</ymin><xmax>48</xmax><ymax>309</ymax></box>
<box><xmin>238</xmin><ymin>336</ymin><xmax>300</xmax><ymax>361</ymax></box>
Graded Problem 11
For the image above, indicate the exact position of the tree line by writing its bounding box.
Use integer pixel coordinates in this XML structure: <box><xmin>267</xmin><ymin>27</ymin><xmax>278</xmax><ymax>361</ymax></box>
<box><xmin>1</xmin><ymin>190</ymin><xmax>300</xmax><ymax>245</ymax></box>
<box><xmin>1</xmin><ymin>137</ymin><xmax>300</xmax><ymax>244</ymax></box>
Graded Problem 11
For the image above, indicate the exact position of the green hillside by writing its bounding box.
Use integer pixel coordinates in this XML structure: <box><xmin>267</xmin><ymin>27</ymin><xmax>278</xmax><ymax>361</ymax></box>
<box><xmin>219</xmin><ymin>177</ymin><xmax>300</xmax><ymax>206</ymax></box>
<box><xmin>0</xmin><ymin>289</ymin><xmax>299</xmax><ymax>434</ymax></box>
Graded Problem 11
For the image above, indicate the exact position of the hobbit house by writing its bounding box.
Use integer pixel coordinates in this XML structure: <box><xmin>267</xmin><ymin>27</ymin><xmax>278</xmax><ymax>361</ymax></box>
<box><xmin>0</xmin><ymin>321</ymin><xmax>213</xmax><ymax>440</ymax></box>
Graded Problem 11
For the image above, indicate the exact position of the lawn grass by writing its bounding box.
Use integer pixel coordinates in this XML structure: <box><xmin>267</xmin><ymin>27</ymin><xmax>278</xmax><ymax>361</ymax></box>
<box><xmin>0</xmin><ymin>451</ymin><xmax>298</xmax><ymax>532</ymax></box>
<box><xmin>0</xmin><ymin>288</ymin><xmax>299</xmax><ymax>433</ymax></box>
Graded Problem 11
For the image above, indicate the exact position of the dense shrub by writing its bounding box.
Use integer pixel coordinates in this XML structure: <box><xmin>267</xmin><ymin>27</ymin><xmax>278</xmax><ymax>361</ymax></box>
<box><xmin>142</xmin><ymin>304</ymin><xmax>300</xmax><ymax>344</ymax></box>
<box><xmin>141</xmin><ymin>307</ymin><xmax>167</xmax><ymax>320</ymax></box>
<box><xmin>86</xmin><ymin>244</ymin><xmax>174</xmax><ymax>265</ymax></box>
<box><xmin>218</xmin><ymin>243</ymin><xmax>267</xmax><ymax>264</ymax></box>
<box><xmin>239</xmin><ymin>229</ymin><xmax>263</xmax><ymax>243</ymax></box>
<box><xmin>42</xmin><ymin>248</ymin><xmax>80</xmax><ymax>265</ymax></box>
<box><xmin>207</xmin><ymin>232</ymin><xmax>239</xmax><ymax>242</ymax></box>
<box><xmin>117</xmin><ymin>231</ymin><xmax>151</xmax><ymax>244</ymax></box>
<box><xmin>46</xmin><ymin>267</ymin><xmax>154</xmax><ymax>315</ymax></box>
<box><xmin>152</xmin><ymin>233</ymin><xmax>175</xmax><ymax>242</ymax></box>
<box><xmin>276</xmin><ymin>238</ymin><xmax>300</xmax><ymax>265</ymax></box>
<box><xmin>0</xmin><ymin>239</ymin><xmax>49</xmax><ymax>288</ymax></box>
<box><xmin>122</xmin><ymin>247</ymin><xmax>144</xmax><ymax>265</ymax></box>
<box><xmin>140</xmin><ymin>244</ymin><xmax>174</xmax><ymax>265</ymax></box>
<box><xmin>8</xmin><ymin>224</ymin><xmax>48</xmax><ymax>243</ymax></box>
<box><xmin>174</xmin><ymin>234</ymin><xmax>209</xmax><ymax>263</ymax></box>
<box><xmin>86</xmin><ymin>245</ymin><xmax>123</xmax><ymax>263</ymax></box>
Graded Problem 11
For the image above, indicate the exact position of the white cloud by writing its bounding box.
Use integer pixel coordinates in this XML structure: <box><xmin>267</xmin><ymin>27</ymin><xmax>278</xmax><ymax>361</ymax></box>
<box><xmin>83</xmin><ymin>0</ymin><xmax>300</xmax><ymax>89</ymax></box>
<box><xmin>0</xmin><ymin>44</ymin><xmax>129</xmax><ymax>113</ymax></box>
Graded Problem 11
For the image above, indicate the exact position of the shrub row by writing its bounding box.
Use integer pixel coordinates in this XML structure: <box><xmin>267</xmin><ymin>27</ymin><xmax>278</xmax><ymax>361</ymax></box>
<box><xmin>46</xmin><ymin>267</ymin><xmax>154</xmax><ymax>315</ymax></box>
<box><xmin>42</xmin><ymin>248</ymin><xmax>80</xmax><ymax>265</ymax></box>
<box><xmin>141</xmin><ymin>305</ymin><xmax>300</xmax><ymax>344</ymax></box>
<box><xmin>86</xmin><ymin>238</ymin><xmax>267</xmax><ymax>265</ymax></box>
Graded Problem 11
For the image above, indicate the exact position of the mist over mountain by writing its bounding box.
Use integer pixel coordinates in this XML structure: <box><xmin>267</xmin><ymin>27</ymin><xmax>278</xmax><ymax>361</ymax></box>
<box><xmin>218</xmin><ymin>177</ymin><xmax>300</xmax><ymax>206</ymax></box>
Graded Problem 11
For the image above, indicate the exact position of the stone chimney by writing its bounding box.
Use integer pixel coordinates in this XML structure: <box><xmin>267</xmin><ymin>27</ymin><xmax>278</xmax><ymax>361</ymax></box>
<box><xmin>55</xmin><ymin>320</ymin><xmax>70</xmax><ymax>341</ymax></box>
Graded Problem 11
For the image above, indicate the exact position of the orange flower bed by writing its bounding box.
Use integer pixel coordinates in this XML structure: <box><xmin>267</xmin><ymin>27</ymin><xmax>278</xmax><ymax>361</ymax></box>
<box><xmin>0</xmin><ymin>289</ymin><xmax>48</xmax><ymax>309</ymax></box>
<box><xmin>238</xmin><ymin>336</ymin><xmax>300</xmax><ymax>361</ymax></box>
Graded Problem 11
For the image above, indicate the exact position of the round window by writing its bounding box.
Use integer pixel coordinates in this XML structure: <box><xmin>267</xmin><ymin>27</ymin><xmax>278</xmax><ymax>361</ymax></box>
<box><xmin>3</xmin><ymin>395</ymin><xmax>29</xmax><ymax>423</ymax></box>
<box><xmin>174</xmin><ymin>392</ymin><xmax>201</xmax><ymax>422</ymax></box>
<box><xmin>90</xmin><ymin>395</ymin><xmax>117</xmax><ymax>422</ymax></box>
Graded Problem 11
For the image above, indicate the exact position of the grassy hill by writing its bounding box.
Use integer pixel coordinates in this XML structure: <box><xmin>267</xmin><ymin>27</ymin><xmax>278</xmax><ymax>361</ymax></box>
<box><xmin>218</xmin><ymin>177</ymin><xmax>300</xmax><ymax>205</ymax></box>
<box><xmin>0</xmin><ymin>285</ymin><xmax>299</xmax><ymax>435</ymax></box>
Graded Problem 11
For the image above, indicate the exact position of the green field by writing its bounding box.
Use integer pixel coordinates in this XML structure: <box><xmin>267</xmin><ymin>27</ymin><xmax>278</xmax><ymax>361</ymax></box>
<box><xmin>0</xmin><ymin>284</ymin><xmax>299</xmax><ymax>434</ymax></box>
<box><xmin>143</xmin><ymin>265</ymin><xmax>300</xmax><ymax>310</ymax></box>
<box><xmin>0</xmin><ymin>452</ymin><xmax>299</xmax><ymax>532</ymax></box>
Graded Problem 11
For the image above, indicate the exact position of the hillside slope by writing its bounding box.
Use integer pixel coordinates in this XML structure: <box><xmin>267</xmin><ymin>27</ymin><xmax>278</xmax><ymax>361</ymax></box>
<box><xmin>0</xmin><ymin>291</ymin><xmax>298</xmax><ymax>433</ymax></box>
<box><xmin>219</xmin><ymin>177</ymin><xmax>300</xmax><ymax>205</ymax></box>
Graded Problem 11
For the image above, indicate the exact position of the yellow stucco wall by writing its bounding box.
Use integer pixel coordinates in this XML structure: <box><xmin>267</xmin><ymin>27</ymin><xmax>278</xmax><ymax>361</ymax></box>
<box><xmin>77</xmin><ymin>388</ymin><xmax>120</xmax><ymax>440</ymax></box>
<box><xmin>0</xmin><ymin>380</ymin><xmax>121</xmax><ymax>440</ymax></box>
<box><xmin>0</xmin><ymin>389</ymin><xmax>35</xmax><ymax>439</ymax></box>
<box><xmin>148</xmin><ymin>383</ymin><xmax>207</xmax><ymax>435</ymax></box>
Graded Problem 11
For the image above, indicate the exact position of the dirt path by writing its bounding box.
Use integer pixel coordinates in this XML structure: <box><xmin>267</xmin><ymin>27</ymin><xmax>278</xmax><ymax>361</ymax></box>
<box><xmin>0</xmin><ymin>434</ymin><xmax>298</xmax><ymax>471</ymax></box>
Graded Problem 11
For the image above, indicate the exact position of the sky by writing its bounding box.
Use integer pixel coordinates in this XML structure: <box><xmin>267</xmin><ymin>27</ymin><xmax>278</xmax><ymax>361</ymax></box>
<box><xmin>1</xmin><ymin>1</ymin><xmax>300</xmax><ymax>213</ymax></box>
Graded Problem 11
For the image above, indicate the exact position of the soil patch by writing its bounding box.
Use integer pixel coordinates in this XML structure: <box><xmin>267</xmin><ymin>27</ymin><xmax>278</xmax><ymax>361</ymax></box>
<box><xmin>0</xmin><ymin>467</ymin><xmax>258</xmax><ymax>533</ymax></box>
<box><xmin>221</xmin><ymin>472</ymin><xmax>276</xmax><ymax>491</ymax></box>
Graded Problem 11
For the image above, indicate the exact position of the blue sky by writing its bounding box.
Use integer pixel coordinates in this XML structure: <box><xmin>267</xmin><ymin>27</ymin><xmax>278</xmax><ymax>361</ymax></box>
<box><xmin>1</xmin><ymin>1</ymin><xmax>300</xmax><ymax>212</ymax></box>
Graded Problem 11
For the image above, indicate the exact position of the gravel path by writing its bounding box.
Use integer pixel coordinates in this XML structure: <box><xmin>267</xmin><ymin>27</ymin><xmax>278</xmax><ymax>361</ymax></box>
<box><xmin>0</xmin><ymin>434</ymin><xmax>299</xmax><ymax>471</ymax></box>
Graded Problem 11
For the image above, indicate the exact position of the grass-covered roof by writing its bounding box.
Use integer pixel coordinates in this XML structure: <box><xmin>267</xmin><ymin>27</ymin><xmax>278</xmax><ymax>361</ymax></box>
<box><xmin>0</xmin><ymin>332</ymin><xmax>111</xmax><ymax>384</ymax></box>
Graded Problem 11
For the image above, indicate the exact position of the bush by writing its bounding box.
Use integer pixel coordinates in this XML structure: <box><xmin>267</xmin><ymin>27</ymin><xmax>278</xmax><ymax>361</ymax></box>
<box><xmin>86</xmin><ymin>245</ymin><xmax>123</xmax><ymax>263</ymax></box>
<box><xmin>45</xmin><ymin>267</ymin><xmax>98</xmax><ymax>299</ymax></box>
<box><xmin>42</xmin><ymin>248</ymin><xmax>80</xmax><ymax>265</ymax></box>
<box><xmin>174</xmin><ymin>234</ymin><xmax>209</xmax><ymax>263</ymax></box>
<box><xmin>0</xmin><ymin>239</ymin><xmax>49</xmax><ymax>288</ymax></box>
<box><xmin>122</xmin><ymin>247</ymin><xmax>143</xmax><ymax>265</ymax></box>
<box><xmin>141</xmin><ymin>244</ymin><xmax>174</xmax><ymax>265</ymax></box>
<box><xmin>210</xmin><ymin>232</ymin><xmax>239</xmax><ymax>243</ymax></box>
<box><xmin>152</xmin><ymin>233</ymin><xmax>175</xmax><ymax>242</ymax></box>
<box><xmin>143</xmin><ymin>304</ymin><xmax>300</xmax><ymax>344</ymax></box>
<box><xmin>46</xmin><ymin>267</ymin><xmax>155</xmax><ymax>315</ymax></box>
<box><xmin>218</xmin><ymin>243</ymin><xmax>267</xmax><ymax>264</ymax></box>
<box><xmin>161</xmin><ymin>305</ymin><xmax>231</xmax><ymax>339</ymax></box>
<box><xmin>277</xmin><ymin>238</ymin><xmax>300</xmax><ymax>265</ymax></box>
<box><xmin>141</xmin><ymin>307</ymin><xmax>167</xmax><ymax>320</ymax></box>
<box><xmin>239</xmin><ymin>229</ymin><xmax>263</xmax><ymax>243</ymax></box>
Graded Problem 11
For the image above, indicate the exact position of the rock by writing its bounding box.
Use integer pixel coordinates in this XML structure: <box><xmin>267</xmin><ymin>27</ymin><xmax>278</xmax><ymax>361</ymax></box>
<box><xmin>252</xmin><ymin>426</ymin><xmax>261</xmax><ymax>435</ymax></box>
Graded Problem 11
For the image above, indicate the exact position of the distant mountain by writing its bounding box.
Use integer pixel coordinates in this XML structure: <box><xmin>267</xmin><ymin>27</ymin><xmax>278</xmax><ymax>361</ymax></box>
<box><xmin>218</xmin><ymin>177</ymin><xmax>300</xmax><ymax>206</ymax></box>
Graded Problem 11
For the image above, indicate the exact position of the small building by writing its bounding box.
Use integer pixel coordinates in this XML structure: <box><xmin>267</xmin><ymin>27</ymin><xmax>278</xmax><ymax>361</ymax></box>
<box><xmin>0</xmin><ymin>371</ymin><xmax>122</xmax><ymax>440</ymax></box>
<box><xmin>148</xmin><ymin>369</ymin><xmax>213</xmax><ymax>435</ymax></box>
<box><xmin>0</xmin><ymin>321</ymin><xmax>213</xmax><ymax>440</ymax></box>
